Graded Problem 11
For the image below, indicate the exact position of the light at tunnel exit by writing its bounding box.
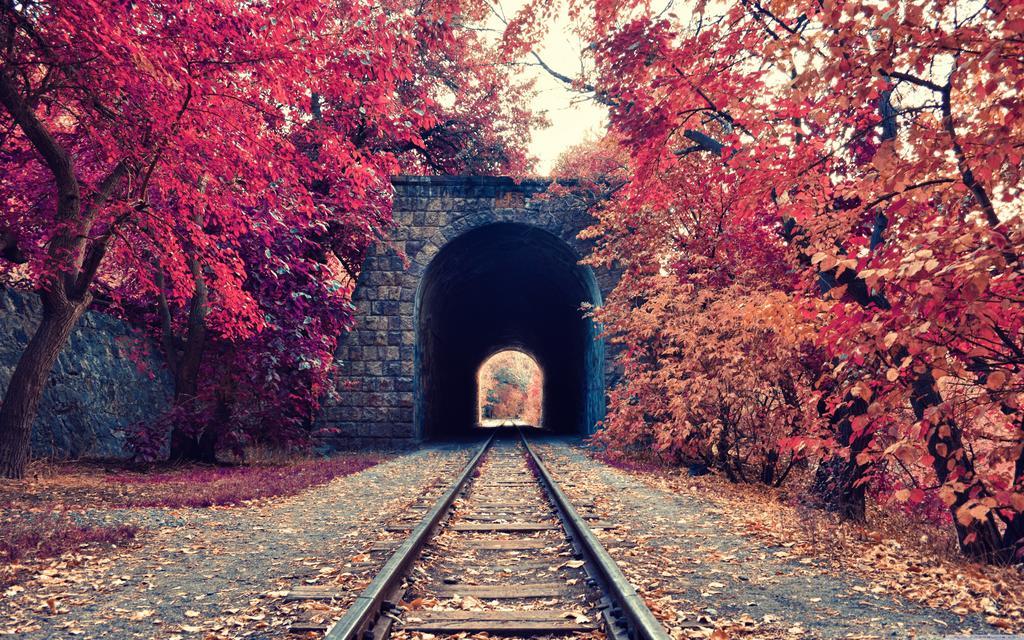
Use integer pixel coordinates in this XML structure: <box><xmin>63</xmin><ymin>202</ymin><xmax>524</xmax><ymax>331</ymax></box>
<box><xmin>477</xmin><ymin>349</ymin><xmax>543</xmax><ymax>428</ymax></box>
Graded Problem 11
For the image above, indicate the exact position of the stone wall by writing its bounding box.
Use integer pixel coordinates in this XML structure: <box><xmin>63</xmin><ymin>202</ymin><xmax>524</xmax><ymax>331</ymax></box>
<box><xmin>317</xmin><ymin>175</ymin><xmax>619</xmax><ymax>447</ymax></box>
<box><xmin>0</xmin><ymin>289</ymin><xmax>171</xmax><ymax>460</ymax></box>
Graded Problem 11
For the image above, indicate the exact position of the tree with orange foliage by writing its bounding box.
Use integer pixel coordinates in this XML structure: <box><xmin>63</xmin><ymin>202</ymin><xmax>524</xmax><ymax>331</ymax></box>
<box><xmin>525</xmin><ymin>0</ymin><xmax>1024</xmax><ymax>563</ymax></box>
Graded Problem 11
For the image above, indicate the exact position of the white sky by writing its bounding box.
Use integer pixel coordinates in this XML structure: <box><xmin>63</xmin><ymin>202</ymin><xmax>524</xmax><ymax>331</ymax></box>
<box><xmin>485</xmin><ymin>1</ymin><xmax>608</xmax><ymax>175</ymax></box>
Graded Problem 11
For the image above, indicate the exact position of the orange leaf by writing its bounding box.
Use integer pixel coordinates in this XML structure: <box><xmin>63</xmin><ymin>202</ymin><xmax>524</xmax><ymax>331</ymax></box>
<box><xmin>986</xmin><ymin>370</ymin><xmax>1007</xmax><ymax>390</ymax></box>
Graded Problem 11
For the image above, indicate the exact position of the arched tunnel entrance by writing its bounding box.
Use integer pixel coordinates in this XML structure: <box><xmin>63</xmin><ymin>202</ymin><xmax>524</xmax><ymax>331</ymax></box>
<box><xmin>415</xmin><ymin>223</ymin><xmax>604</xmax><ymax>440</ymax></box>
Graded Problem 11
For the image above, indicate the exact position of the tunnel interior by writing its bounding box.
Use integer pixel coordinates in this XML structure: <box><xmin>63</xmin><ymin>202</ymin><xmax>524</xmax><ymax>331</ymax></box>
<box><xmin>415</xmin><ymin>223</ymin><xmax>604</xmax><ymax>440</ymax></box>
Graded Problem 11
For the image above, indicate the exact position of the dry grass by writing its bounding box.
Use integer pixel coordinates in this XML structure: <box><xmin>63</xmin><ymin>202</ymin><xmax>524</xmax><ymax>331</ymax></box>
<box><xmin>0</xmin><ymin>514</ymin><xmax>138</xmax><ymax>563</ymax></box>
<box><xmin>0</xmin><ymin>452</ymin><xmax>383</xmax><ymax>511</ymax></box>
<box><xmin>0</xmin><ymin>513</ymin><xmax>139</xmax><ymax>587</ymax></box>
<box><xmin>112</xmin><ymin>454</ymin><xmax>381</xmax><ymax>508</ymax></box>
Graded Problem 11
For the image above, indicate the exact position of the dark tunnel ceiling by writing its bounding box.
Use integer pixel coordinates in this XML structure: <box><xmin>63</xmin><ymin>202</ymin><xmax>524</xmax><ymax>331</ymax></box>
<box><xmin>416</xmin><ymin>223</ymin><xmax>601</xmax><ymax>439</ymax></box>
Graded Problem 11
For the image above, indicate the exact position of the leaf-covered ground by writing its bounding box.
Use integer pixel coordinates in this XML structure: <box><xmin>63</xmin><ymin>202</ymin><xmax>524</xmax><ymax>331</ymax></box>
<box><xmin>536</xmin><ymin>438</ymin><xmax>1023</xmax><ymax>638</ymax></box>
<box><xmin>3</xmin><ymin>441</ymin><xmax>1022</xmax><ymax>639</ymax></box>
<box><xmin>0</xmin><ymin>447</ymin><xmax>473</xmax><ymax>638</ymax></box>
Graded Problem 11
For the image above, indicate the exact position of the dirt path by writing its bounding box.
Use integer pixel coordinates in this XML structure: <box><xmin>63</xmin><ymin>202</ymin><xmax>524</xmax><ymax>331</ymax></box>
<box><xmin>536</xmin><ymin>438</ymin><xmax>1000</xmax><ymax>639</ymax></box>
<box><xmin>0</xmin><ymin>445</ymin><xmax>473</xmax><ymax>639</ymax></box>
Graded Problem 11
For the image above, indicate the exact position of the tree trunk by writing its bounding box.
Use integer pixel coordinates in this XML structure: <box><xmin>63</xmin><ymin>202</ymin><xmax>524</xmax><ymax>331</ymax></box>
<box><xmin>760</xmin><ymin>449</ymin><xmax>778</xmax><ymax>486</ymax></box>
<box><xmin>1004</xmin><ymin>445</ymin><xmax>1024</xmax><ymax>562</ymax></box>
<box><xmin>164</xmin><ymin>256</ymin><xmax>212</xmax><ymax>462</ymax></box>
<box><xmin>909</xmin><ymin>371</ymin><xmax>1009</xmax><ymax>563</ymax></box>
<box><xmin>169</xmin><ymin>426</ymin><xmax>218</xmax><ymax>464</ymax></box>
<box><xmin>0</xmin><ymin>289</ymin><xmax>89</xmax><ymax>478</ymax></box>
<box><xmin>0</xmin><ymin>67</ymin><xmax>129</xmax><ymax>479</ymax></box>
<box><xmin>810</xmin><ymin>392</ymin><xmax>870</xmax><ymax>521</ymax></box>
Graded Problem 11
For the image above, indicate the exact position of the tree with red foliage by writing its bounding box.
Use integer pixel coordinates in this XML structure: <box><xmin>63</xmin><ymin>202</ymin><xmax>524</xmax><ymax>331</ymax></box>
<box><xmin>583</xmin><ymin>140</ymin><xmax>823</xmax><ymax>485</ymax></box>
<box><xmin>124</xmin><ymin>1</ymin><xmax>538</xmax><ymax>462</ymax></box>
<box><xmin>524</xmin><ymin>0</ymin><xmax>1024</xmax><ymax>563</ymax></box>
<box><xmin>0</xmin><ymin>0</ymin><xmax>536</xmax><ymax>476</ymax></box>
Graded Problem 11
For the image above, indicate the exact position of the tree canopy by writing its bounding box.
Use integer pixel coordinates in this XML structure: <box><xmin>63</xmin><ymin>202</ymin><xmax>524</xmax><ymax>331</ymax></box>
<box><xmin>535</xmin><ymin>0</ymin><xmax>1024</xmax><ymax>563</ymax></box>
<box><xmin>0</xmin><ymin>0</ymin><xmax>538</xmax><ymax>474</ymax></box>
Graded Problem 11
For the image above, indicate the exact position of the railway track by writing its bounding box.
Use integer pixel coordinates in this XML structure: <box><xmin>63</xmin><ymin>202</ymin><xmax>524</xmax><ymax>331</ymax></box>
<box><xmin>302</xmin><ymin>430</ymin><xmax>671</xmax><ymax>640</ymax></box>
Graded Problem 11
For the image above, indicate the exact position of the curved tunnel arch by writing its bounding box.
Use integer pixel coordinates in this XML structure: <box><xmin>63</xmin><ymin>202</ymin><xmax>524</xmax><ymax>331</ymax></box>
<box><xmin>413</xmin><ymin>222</ymin><xmax>604</xmax><ymax>439</ymax></box>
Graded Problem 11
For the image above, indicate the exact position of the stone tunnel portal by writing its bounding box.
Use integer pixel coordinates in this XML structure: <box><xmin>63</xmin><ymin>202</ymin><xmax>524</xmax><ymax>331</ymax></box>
<box><xmin>316</xmin><ymin>176</ymin><xmax>616</xmax><ymax>449</ymax></box>
<box><xmin>416</xmin><ymin>223</ymin><xmax>603</xmax><ymax>440</ymax></box>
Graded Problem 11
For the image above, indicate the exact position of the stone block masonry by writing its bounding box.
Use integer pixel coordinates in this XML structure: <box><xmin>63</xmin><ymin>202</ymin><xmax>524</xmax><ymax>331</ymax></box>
<box><xmin>0</xmin><ymin>289</ymin><xmax>171</xmax><ymax>460</ymax></box>
<box><xmin>317</xmin><ymin>175</ymin><xmax>620</xmax><ymax>448</ymax></box>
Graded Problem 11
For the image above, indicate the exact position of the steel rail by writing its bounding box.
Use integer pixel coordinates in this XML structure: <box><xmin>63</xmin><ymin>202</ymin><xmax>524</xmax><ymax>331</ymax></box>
<box><xmin>323</xmin><ymin>433</ymin><xmax>495</xmax><ymax>640</ymax></box>
<box><xmin>520</xmin><ymin>431</ymin><xmax>672</xmax><ymax>640</ymax></box>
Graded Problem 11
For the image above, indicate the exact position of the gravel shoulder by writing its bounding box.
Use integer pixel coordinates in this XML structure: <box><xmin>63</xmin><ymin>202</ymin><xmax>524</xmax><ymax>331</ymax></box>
<box><xmin>535</xmin><ymin>437</ymin><xmax>1003</xmax><ymax>639</ymax></box>
<box><xmin>0</xmin><ymin>444</ymin><xmax>475</xmax><ymax>639</ymax></box>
